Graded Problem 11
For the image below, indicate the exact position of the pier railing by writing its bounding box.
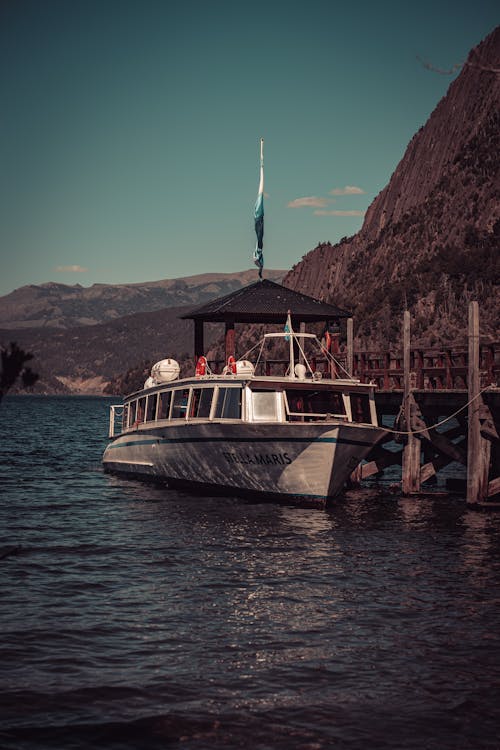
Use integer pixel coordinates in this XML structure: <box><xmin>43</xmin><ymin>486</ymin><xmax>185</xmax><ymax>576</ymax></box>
<box><xmin>206</xmin><ymin>342</ymin><xmax>499</xmax><ymax>391</ymax></box>
<box><xmin>352</xmin><ymin>343</ymin><xmax>499</xmax><ymax>390</ymax></box>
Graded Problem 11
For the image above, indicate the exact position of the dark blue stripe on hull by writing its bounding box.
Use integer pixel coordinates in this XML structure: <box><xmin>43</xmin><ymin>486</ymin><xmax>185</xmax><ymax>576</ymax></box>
<box><xmin>106</xmin><ymin>434</ymin><xmax>374</xmax><ymax>450</ymax></box>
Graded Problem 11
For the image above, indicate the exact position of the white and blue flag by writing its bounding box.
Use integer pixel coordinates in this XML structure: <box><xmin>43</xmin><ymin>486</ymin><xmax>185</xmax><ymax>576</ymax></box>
<box><xmin>253</xmin><ymin>138</ymin><xmax>264</xmax><ymax>278</ymax></box>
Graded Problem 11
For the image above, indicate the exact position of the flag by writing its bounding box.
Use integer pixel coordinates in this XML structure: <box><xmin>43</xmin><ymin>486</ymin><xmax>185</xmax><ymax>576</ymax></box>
<box><xmin>253</xmin><ymin>138</ymin><xmax>264</xmax><ymax>278</ymax></box>
<box><xmin>284</xmin><ymin>311</ymin><xmax>292</xmax><ymax>341</ymax></box>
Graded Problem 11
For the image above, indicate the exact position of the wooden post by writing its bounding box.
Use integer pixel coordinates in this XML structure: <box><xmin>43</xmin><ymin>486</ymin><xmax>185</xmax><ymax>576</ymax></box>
<box><xmin>402</xmin><ymin>310</ymin><xmax>421</xmax><ymax>494</ymax></box>
<box><xmin>445</xmin><ymin>349</ymin><xmax>453</xmax><ymax>389</ymax></box>
<box><xmin>383</xmin><ymin>352</ymin><xmax>390</xmax><ymax>389</ymax></box>
<box><xmin>415</xmin><ymin>349</ymin><xmax>424</xmax><ymax>389</ymax></box>
<box><xmin>359</xmin><ymin>352</ymin><xmax>366</xmax><ymax>382</ymax></box>
<box><xmin>485</xmin><ymin>344</ymin><xmax>494</xmax><ymax>385</ymax></box>
<box><xmin>467</xmin><ymin>301</ymin><xmax>490</xmax><ymax>504</ymax></box>
<box><xmin>225</xmin><ymin>321</ymin><xmax>235</xmax><ymax>362</ymax></box>
<box><xmin>347</xmin><ymin>318</ymin><xmax>353</xmax><ymax>377</ymax></box>
<box><xmin>330</xmin><ymin>334</ymin><xmax>340</xmax><ymax>379</ymax></box>
<box><xmin>194</xmin><ymin>320</ymin><xmax>204</xmax><ymax>360</ymax></box>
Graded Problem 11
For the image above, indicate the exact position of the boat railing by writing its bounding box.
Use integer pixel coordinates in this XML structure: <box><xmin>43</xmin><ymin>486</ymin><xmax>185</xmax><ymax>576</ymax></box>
<box><xmin>203</xmin><ymin>356</ymin><xmax>349</xmax><ymax>377</ymax></box>
<box><xmin>109</xmin><ymin>404</ymin><xmax>124</xmax><ymax>438</ymax></box>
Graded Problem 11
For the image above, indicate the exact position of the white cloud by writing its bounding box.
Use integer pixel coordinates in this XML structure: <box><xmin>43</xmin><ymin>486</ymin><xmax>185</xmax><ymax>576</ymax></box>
<box><xmin>55</xmin><ymin>265</ymin><xmax>88</xmax><ymax>273</ymax></box>
<box><xmin>314</xmin><ymin>210</ymin><xmax>365</xmax><ymax>217</ymax></box>
<box><xmin>287</xmin><ymin>196</ymin><xmax>330</xmax><ymax>209</ymax></box>
<box><xmin>329</xmin><ymin>185</ymin><xmax>365</xmax><ymax>196</ymax></box>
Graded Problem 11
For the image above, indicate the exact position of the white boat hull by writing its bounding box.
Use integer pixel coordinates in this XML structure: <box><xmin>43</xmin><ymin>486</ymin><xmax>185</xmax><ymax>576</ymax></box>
<box><xmin>103</xmin><ymin>421</ymin><xmax>384</xmax><ymax>507</ymax></box>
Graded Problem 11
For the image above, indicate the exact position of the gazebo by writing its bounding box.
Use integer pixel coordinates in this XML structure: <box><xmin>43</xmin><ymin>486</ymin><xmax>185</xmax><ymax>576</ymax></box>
<box><xmin>180</xmin><ymin>279</ymin><xmax>351</xmax><ymax>363</ymax></box>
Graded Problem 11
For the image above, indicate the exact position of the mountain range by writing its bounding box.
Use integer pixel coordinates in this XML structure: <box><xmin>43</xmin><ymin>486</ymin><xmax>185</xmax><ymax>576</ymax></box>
<box><xmin>0</xmin><ymin>270</ymin><xmax>284</xmax><ymax>394</ymax></box>
<box><xmin>0</xmin><ymin>269</ymin><xmax>285</xmax><ymax>330</ymax></box>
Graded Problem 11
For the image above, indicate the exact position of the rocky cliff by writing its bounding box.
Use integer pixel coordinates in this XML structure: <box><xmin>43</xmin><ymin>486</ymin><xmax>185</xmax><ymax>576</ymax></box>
<box><xmin>284</xmin><ymin>28</ymin><xmax>500</xmax><ymax>347</ymax></box>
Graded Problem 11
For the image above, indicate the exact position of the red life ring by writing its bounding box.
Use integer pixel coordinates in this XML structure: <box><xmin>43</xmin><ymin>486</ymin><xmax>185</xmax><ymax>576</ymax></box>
<box><xmin>195</xmin><ymin>356</ymin><xmax>207</xmax><ymax>377</ymax></box>
<box><xmin>227</xmin><ymin>355</ymin><xmax>237</xmax><ymax>374</ymax></box>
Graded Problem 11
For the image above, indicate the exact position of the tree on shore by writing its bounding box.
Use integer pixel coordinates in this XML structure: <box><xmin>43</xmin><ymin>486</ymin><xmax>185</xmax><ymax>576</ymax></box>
<box><xmin>0</xmin><ymin>342</ymin><xmax>39</xmax><ymax>404</ymax></box>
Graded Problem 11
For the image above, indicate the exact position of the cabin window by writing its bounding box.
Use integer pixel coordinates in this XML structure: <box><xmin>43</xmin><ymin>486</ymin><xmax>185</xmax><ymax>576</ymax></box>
<box><xmin>285</xmin><ymin>389</ymin><xmax>346</xmax><ymax>420</ymax></box>
<box><xmin>122</xmin><ymin>404</ymin><xmax>129</xmax><ymax>430</ymax></box>
<box><xmin>190</xmin><ymin>387</ymin><xmax>214</xmax><ymax>419</ymax></box>
<box><xmin>157</xmin><ymin>391</ymin><xmax>172</xmax><ymax>420</ymax></box>
<box><xmin>214</xmin><ymin>387</ymin><xmax>241</xmax><ymax>420</ymax></box>
<box><xmin>127</xmin><ymin>400</ymin><xmax>136</xmax><ymax>428</ymax></box>
<box><xmin>146</xmin><ymin>393</ymin><xmax>158</xmax><ymax>422</ymax></box>
<box><xmin>351</xmin><ymin>393</ymin><xmax>372</xmax><ymax>424</ymax></box>
<box><xmin>171</xmin><ymin>388</ymin><xmax>190</xmax><ymax>419</ymax></box>
<box><xmin>252</xmin><ymin>390</ymin><xmax>278</xmax><ymax>421</ymax></box>
<box><xmin>136</xmin><ymin>397</ymin><xmax>147</xmax><ymax>424</ymax></box>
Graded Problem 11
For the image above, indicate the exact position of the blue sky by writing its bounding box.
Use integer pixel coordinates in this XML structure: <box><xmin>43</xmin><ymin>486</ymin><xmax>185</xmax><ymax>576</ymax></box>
<box><xmin>0</xmin><ymin>0</ymin><xmax>498</xmax><ymax>296</ymax></box>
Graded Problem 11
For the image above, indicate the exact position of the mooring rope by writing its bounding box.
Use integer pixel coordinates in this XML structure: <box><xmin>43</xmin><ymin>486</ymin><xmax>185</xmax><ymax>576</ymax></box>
<box><xmin>233</xmin><ymin>334</ymin><xmax>496</xmax><ymax>438</ymax></box>
<box><xmin>379</xmin><ymin>385</ymin><xmax>495</xmax><ymax>436</ymax></box>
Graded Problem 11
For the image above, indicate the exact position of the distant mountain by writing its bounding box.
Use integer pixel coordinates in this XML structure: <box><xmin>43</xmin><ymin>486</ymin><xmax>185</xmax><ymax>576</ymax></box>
<box><xmin>0</xmin><ymin>269</ymin><xmax>285</xmax><ymax>329</ymax></box>
<box><xmin>284</xmin><ymin>28</ymin><xmax>500</xmax><ymax>347</ymax></box>
<box><xmin>0</xmin><ymin>305</ymin><xmax>221</xmax><ymax>395</ymax></box>
<box><xmin>0</xmin><ymin>269</ymin><xmax>284</xmax><ymax>394</ymax></box>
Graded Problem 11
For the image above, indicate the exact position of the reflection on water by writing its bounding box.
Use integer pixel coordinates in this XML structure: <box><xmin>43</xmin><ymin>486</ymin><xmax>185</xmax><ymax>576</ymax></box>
<box><xmin>1</xmin><ymin>397</ymin><xmax>500</xmax><ymax>750</ymax></box>
<box><xmin>280</xmin><ymin>505</ymin><xmax>335</xmax><ymax>534</ymax></box>
<box><xmin>461</xmin><ymin>509</ymin><xmax>495</xmax><ymax>581</ymax></box>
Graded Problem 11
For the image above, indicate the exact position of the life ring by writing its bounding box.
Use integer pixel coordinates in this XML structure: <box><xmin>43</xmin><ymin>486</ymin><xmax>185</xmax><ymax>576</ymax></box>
<box><xmin>195</xmin><ymin>356</ymin><xmax>207</xmax><ymax>377</ymax></box>
<box><xmin>227</xmin><ymin>355</ymin><xmax>237</xmax><ymax>374</ymax></box>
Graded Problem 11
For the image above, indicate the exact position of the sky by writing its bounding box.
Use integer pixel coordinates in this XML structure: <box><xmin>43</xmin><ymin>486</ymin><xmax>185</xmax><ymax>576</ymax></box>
<box><xmin>0</xmin><ymin>0</ymin><xmax>498</xmax><ymax>297</ymax></box>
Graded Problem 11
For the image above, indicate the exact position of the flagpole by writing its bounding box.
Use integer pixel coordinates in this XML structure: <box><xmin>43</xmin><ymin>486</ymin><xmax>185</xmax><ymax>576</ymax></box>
<box><xmin>253</xmin><ymin>138</ymin><xmax>265</xmax><ymax>279</ymax></box>
<box><xmin>259</xmin><ymin>137</ymin><xmax>264</xmax><ymax>207</ymax></box>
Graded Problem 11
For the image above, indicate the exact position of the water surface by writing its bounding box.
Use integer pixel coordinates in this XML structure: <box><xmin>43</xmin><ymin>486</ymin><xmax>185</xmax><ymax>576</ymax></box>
<box><xmin>1</xmin><ymin>396</ymin><xmax>499</xmax><ymax>749</ymax></box>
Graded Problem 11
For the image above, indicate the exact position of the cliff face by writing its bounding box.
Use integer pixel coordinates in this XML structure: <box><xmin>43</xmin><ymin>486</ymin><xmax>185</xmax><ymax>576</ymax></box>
<box><xmin>284</xmin><ymin>27</ymin><xmax>500</xmax><ymax>347</ymax></box>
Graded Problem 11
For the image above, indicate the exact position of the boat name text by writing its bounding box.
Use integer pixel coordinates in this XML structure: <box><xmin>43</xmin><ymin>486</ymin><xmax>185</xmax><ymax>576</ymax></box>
<box><xmin>222</xmin><ymin>451</ymin><xmax>292</xmax><ymax>466</ymax></box>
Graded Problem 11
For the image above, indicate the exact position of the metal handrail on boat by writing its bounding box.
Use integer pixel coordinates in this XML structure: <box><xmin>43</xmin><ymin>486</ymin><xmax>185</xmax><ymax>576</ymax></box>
<box><xmin>109</xmin><ymin>404</ymin><xmax>124</xmax><ymax>438</ymax></box>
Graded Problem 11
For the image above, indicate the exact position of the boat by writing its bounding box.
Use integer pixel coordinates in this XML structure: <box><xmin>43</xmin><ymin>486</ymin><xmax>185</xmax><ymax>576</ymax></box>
<box><xmin>103</xmin><ymin>321</ymin><xmax>385</xmax><ymax>508</ymax></box>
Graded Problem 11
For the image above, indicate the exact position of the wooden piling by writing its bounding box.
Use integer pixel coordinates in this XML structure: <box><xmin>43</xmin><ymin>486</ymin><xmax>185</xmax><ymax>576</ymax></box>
<box><xmin>194</xmin><ymin>320</ymin><xmax>204</xmax><ymax>360</ymax></box>
<box><xmin>225</xmin><ymin>322</ymin><xmax>235</xmax><ymax>362</ymax></box>
<box><xmin>347</xmin><ymin>318</ymin><xmax>353</xmax><ymax>377</ymax></box>
<box><xmin>402</xmin><ymin>310</ymin><xmax>421</xmax><ymax>494</ymax></box>
<box><xmin>346</xmin><ymin>302</ymin><xmax>499</xmax><ymax>499</ymax></box>
<box><xmin>466</xmin><ymin>301</ymin><xmax>491</xmax><ymax>504</ymax></box>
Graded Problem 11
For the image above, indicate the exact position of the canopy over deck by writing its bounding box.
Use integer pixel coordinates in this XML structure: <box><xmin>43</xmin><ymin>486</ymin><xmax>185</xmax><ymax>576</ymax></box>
<box><xmin>180</xmin><ymin>279</ymin><xmax>351</xmax><ymax>360</ymax></box>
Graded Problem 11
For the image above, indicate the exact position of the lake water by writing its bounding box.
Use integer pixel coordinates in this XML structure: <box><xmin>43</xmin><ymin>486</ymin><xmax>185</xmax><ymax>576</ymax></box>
<box><xmin>1</xmin><ymin>395</ymin><xmax>500</xmax><ymax>749</ymax></box>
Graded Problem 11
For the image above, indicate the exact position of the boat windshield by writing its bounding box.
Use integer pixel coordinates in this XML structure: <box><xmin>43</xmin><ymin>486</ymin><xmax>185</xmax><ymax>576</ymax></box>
<box><xmin>213</xmin><ymin>387</ymin><xmax>241</xmax><ymax>419</ymax></box>
<box><xmin>285</xmin><ymin>388</ymin><xmax>346</xmax><ymax>421</ymax></box>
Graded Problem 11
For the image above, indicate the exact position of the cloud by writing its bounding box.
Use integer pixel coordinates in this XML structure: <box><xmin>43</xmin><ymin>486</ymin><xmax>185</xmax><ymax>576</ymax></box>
<box><xmin>55</xmin><ymin>265</ymin><xmax>88</xmax><ymax>273</ymax></box>
<box><xmin>314</xmin><ymin>210</ymin><xmax>365</xmax><ymax>217</ymax></box>
<box><xmin>329</xmin><ymin>185</ymin><xmax>365</xmax><ymax>196</ymax></box>
<box><xmin>287</xmin><ymin>196</ymin><xmax>330</xmax><ymax>209</ymax></box>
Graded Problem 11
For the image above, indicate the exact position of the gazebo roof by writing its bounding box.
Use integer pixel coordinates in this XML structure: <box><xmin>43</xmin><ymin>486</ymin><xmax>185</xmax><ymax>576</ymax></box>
<box><xmin>180</xmin><ymin>279</ymin><xmax>351</xmax><ymax>324</ymax></box>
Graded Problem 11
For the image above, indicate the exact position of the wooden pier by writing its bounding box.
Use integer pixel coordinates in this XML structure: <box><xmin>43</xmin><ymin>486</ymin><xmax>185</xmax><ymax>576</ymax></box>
<box><xmin>345</xmin><ymin>305</ymin><xmax>499</xmax><ymax>506</ymax></box>
<box><xmin>189</xmin><ymin>287</ymin><xmax>498</xmax><ymax>506</ymax></box>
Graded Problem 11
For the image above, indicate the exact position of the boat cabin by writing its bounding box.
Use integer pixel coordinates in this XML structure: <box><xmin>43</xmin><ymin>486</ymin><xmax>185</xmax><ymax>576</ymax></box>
<box><xmin>110</xmin><ymin>375</ymin><xmax>378</xmax><ymax>438</ymax></box>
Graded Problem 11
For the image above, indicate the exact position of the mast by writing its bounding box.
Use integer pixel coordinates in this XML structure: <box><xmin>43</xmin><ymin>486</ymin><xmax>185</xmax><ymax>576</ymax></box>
<box><xmin>286</xmin><ymin>311</ymin><xmax>295</xmax><ymax>378</ymax></box>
